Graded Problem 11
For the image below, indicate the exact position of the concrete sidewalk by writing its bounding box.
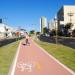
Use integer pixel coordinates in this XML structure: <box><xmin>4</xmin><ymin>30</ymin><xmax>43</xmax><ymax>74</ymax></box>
<box><xmin>9</xmin><ymin>37</ymin><xmax>75</xmax><ymax>75</ymax></box>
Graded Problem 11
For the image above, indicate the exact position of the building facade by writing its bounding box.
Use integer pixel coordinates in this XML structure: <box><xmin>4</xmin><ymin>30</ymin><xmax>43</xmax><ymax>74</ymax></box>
<box><xmin>40</xmin><ymin>17</ymin><xmax>47</xmax><ymax>34</ymax></box>
<box><xmin>0</xmin><ymin>23</ymin><xmax>14</xmax><ymax>38</ymax></box>
<box><xmin>48</xmin><ymin>19</ymin><xmax>55</xmax><ymax>30</ymax></box>
<box><xmin>57</xmin><ymin>5</ymin><xmax>75</xmax><ymax>31</ymax></box>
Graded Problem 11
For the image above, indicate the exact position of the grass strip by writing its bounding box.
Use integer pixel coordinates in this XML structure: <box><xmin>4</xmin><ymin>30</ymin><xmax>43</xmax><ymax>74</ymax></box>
<box><xmin>0</xmin><ymin>41</ymin><xmax>20</xmax><ymax>75</ymax></box>
<box><xmin>34</xmin><ymin>38</ymin><xmax>75</xmax><ymax>71</ymax></box>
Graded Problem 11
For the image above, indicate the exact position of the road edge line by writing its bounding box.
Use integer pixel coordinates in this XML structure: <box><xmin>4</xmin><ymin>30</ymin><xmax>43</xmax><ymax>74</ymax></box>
<box><xmin>32</xmin><ymin>39</ymin><xmax>75</xmax><ymax>75</ymax></box>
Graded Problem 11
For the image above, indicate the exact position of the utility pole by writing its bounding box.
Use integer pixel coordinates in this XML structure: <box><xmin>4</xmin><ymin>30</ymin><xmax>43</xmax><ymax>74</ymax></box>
<box><xmin>54</xmin><ymin>17</ymin><xmax>58</xmax><ymax>44</ymax></box>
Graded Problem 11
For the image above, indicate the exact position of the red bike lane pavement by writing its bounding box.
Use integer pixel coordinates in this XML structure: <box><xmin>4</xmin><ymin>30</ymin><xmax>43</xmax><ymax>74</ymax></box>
<box><xmin>10</xmin><ymin>38</ymin><xmax>75</xmax><ymax>75</ymax></box>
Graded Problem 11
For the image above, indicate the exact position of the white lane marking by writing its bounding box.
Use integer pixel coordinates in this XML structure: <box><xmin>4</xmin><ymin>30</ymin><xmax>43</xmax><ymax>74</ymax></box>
<box><xmin>32</xmin><ymin>39</ymin><xmax>75</xmax><ymax>75</ymax></box>
<box><xmin>9</xmin><ymin>41</ymin><xmax>21</xmax><ymax>75</ymax></box>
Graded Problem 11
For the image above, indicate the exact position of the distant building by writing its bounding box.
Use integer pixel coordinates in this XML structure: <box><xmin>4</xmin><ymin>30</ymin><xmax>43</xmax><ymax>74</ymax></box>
<box><xmin>0</xmin><ymin>19</ymin><xmax>2</xmax><ymax>23</ymax></box>
<box><xmin>15</xmin><ymin>28</ymin><xmax>26</xmax><ymax>37</ymax></box>
<box><xmin>40</xmin><ymin>17</ymin><xmax>47</xmax><ymax>34</ymax></box>
<box><xmin>57</xmin><ymin>5</ymin><xmax>75</xmax><ymax>31</ymax></box>
<box><xmin>0</xmin><ymin>23</ymin><xmax>14</xmax><ymax>38</ymax></box>
<box><xmin>48</xmin><ymin>19</ymin><xmax>55</xmax><ymax>30</ymax></box>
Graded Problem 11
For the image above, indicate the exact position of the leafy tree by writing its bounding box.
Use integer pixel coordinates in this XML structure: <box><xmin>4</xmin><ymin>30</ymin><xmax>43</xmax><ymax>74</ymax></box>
<box><xmin>36</xmin><ymin>32</ymin><xmax>40</xmax><ymax>35</ymax></box>
<box><xmin>29</xmin><ymin>30</ymin><xmax>35</xmax><ymax>34</ymax></box>
<box><xmin>58</xmin><ymin>30</ymin><xmax>63</xmax><ymax>36</ymax></box>
<box><xmin>43</xmin><ymin>27</ymin><xmax>49</xmax><ymax>34</ymax></box>
<box><xmin>51</xmin><ymin>29</ymin><xmax>56</xmax><ymax>36</ymax></box>
<box><xmin>65</xmin><ymin>23</ymin><xmax>73</xmax><ymax>29</ymax></box>
<box><xmin>64</xmin><ymin>23</ymin><xmax>73</xmax><ymax>36</ymax></box>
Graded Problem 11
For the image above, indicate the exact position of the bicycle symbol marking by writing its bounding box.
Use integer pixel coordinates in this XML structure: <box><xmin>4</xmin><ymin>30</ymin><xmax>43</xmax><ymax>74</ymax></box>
<box><xmin>17</xmin><ymin>62</ymin><xmax>33</xmax><ymax>72</ymax></box>
<box><xmin>17</xmin><ymin>61</ymin><xmax>42</xmax><ymax>72</ymax></box>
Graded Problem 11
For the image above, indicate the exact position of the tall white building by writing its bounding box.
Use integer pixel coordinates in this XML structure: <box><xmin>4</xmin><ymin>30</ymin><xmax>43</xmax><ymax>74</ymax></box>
<box><xmin>48</xmin><ymin>19</ymin><xmax>55</xmax><ymax>30</ymax></box>
<box><xmin>57</xmin><ymin>5</ymin><xmax>75</xmax><ymax>31</ymax></box>
<box><xmin>40</xmin><ymin>17</ymin><xmax>47</xmax><ymax>34</ymax></box>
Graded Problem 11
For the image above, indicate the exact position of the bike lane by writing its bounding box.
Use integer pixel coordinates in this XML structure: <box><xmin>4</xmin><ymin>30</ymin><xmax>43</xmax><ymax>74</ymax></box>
<box><xmin>11</xmin><ymin>38</ymin><xmax>74</xmax><ymax>75</ymax></box>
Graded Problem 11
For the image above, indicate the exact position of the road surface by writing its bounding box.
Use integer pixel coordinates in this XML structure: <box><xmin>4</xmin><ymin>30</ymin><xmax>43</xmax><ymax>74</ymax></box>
<box><xmin>10</xmin><ymin>37</ymin><xmax>75</xmax><ymax>75</ymax></box>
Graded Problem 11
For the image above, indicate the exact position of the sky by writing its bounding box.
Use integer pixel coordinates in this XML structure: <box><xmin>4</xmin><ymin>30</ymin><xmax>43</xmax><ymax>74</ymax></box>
<box><xmin>0</xmin><ymin>0</ymin><xmax>75</xmax><ymax>32</ymax></box>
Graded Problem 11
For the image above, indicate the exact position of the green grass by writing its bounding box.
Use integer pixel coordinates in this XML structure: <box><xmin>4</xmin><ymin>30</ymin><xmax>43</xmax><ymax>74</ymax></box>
<box><xmin>34</xmin><ymin>38</ymin><xmax>75</xmax><ymax>71</ymax></box>
<box><xmin>0</xmin><ymin>41</ymin><xmax>20</xmax><ymax>75</ymax></box>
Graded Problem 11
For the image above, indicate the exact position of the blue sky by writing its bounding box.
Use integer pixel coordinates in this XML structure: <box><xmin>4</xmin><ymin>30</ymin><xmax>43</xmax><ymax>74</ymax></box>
<box><xmin>0</xmin><ymin>0</ymin><xmax>75</xmax><ymax>32</ymax></box>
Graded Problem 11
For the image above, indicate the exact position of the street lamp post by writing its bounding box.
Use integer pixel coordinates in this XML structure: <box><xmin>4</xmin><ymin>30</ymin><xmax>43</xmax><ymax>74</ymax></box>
<box><xmin>54</xmin><ymin>17</ymin><xmax>58</xmax><ymax>44</ymax></box>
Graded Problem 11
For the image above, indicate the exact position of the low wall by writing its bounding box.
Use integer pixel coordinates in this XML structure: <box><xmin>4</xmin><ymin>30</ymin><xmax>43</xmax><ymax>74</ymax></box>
<box><xmin>0</xmin><ymin>37</ymin><xmax>23</xmax><ymax>47</ymax></box>
<box><xmin>38</xmin><ymin>35</ymin><xmax>75</xmax><ymax>49</ymax></box>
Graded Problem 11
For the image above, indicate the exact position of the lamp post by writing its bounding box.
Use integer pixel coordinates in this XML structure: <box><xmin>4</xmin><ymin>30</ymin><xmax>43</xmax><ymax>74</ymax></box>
<box><xmin>54</xmin><ymin>17</ymin><xmax>58</xmax><ymax>44</ymax></box>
